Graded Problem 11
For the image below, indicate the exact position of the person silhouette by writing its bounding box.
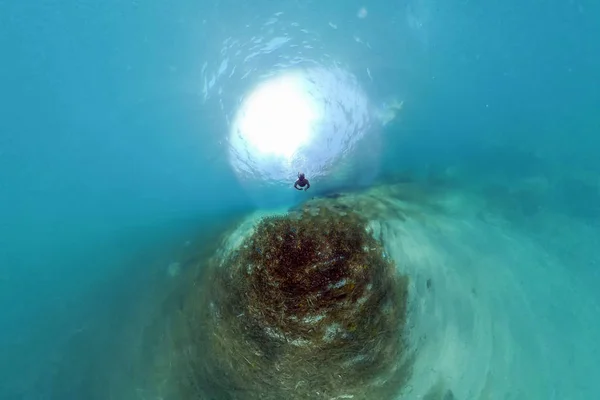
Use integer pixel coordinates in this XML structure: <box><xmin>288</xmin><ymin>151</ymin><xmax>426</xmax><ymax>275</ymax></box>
<box><xmin>294</xmin><ymin>172</ymin><xmax>310</xmax><ymax>191</ymax></box>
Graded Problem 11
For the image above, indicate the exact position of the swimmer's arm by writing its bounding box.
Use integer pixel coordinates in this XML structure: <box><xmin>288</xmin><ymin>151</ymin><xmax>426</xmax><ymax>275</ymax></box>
<box><xmin>305</xmin><ymin>180</ymin><xmax>310</xmax><ymax>190</ymax></box>
<box><xmin>294</xmin><ymin>181</ymin><xmax>302</xmax><ymax>190</ymax></box>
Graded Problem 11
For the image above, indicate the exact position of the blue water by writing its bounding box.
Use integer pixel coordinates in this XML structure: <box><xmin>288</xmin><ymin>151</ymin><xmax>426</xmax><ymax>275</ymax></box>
<box><xmin>1</xmin><ymin>0</ymin><xmax>599</xmax><ymax>399</ymax></box>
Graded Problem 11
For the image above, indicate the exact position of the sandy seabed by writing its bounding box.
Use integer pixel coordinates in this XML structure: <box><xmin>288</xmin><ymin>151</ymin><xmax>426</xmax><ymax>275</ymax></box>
<box><xmin>120</xmin><ymin>182</ymin><xmax>599</xmax><ymax>400</ymax></box>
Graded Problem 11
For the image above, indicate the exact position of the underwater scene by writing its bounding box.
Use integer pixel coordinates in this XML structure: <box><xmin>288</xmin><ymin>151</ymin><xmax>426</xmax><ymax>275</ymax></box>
<box><xmin>1</xmin><ymin>0</ymin><xmax>599</xmax><ymax>399</ymax></box>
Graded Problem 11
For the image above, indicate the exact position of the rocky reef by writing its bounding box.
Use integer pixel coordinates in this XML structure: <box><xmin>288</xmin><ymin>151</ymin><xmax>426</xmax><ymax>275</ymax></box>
<box><xmin>169</xmin><ymin>200</ymin><xmax>411</xmax><ymax>399</ymax></box>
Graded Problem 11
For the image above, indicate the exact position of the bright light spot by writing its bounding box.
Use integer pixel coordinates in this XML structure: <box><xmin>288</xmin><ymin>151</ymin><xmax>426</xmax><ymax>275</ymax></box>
<box><xmin>228</xmin><ymin>67</ymin><xmax>373</xmax><ymax>187</ymax></box>
<box><xmin>357</xmin><ymin>7</ymin><xmax>368</xmax><ymax>19</ymax></box>
<box><xmin>234</xmin><ymin>73</ymin><xmax>321</xmax><ymax>159</ymax></box>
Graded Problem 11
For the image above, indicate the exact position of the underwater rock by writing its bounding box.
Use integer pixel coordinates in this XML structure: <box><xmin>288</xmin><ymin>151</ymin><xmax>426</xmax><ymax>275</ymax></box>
<box><xmin>422</xmin><ymin>378</ymin><xmax>456</xmax><ymax>400</ymax></box>
<box><xmin>443</xmin><ymin>389</ymin><xmax>456</xmax><ymax>400</ymax></box>
<box><xmin>171</xmin><ymin>203</ymin><xmax>410</xmax><ymax>400</ymax></box>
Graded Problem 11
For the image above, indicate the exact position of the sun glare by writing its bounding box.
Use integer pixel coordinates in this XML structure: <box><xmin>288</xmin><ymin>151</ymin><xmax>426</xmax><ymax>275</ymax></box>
<box><xmin>234</xmin><ymin>73</ymin><xmax>320</xmax><ymax>159</ymax></box>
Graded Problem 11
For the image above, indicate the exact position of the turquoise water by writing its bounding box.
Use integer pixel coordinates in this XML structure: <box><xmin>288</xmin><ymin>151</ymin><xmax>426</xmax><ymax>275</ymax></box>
<box><xmin>1</xmin><ymin>1</ymin><xmax>599</xmax><ymax>399</ymax></box>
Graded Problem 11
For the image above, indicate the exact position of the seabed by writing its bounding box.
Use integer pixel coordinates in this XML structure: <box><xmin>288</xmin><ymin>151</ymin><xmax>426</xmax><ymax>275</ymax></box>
<box><xmin>115</xmin><ymin>180</ymin><xmax>599</xmax><ymax>400</ymax></box>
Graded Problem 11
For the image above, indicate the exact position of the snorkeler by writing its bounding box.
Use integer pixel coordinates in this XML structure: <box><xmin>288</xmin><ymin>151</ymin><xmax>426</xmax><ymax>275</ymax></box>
<box><xmin>294</xmin><ymin>172</ymin><xmax>310</xmax><ymax>191</ymax></box>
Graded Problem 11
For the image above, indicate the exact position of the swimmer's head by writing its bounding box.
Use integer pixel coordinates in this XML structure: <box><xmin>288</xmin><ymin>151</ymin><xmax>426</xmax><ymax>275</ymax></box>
<box><xmin>298</xmin><ymin>172</ymin><xmax>305</xmax><ymax>179</ymax></box>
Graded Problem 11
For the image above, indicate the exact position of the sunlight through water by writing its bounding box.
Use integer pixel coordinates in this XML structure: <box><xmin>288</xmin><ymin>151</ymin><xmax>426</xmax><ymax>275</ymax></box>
<box><xmin>197</xmin><ymin>11</ymin><xmax>407</xmax><ymax>199</ymax></box>
<box><xmin>232</xmin><ymin>72</ymin><xmax>319</xmax><ymax>160</ymax></box>
<box><xmin>229</xmin><ymin>67</ymin><xmax>372</xmax><ymax>185</ymax></box>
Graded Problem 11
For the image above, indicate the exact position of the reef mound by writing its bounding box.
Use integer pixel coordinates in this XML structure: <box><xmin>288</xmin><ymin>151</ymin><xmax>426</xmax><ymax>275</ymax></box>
<box><xmin>172</xmin><ymin>203</ymin><xmax>410</xmax><ymax>400</ymax></box>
